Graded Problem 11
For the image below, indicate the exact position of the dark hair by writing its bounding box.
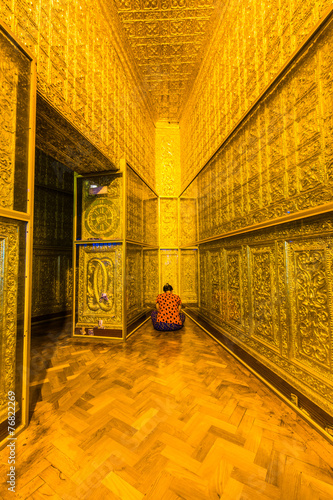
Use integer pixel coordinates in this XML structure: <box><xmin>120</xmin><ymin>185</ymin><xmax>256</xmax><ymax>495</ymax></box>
<box><xmin>163</xmin><ymin>283</ymin><xmax>173</xmax><ymax>292</ymax></box>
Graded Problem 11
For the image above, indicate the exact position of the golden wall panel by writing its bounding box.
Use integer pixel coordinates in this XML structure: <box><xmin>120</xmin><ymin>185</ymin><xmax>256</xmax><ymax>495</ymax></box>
<box><xmin>198</xmin><ymin>214</ymin><xmax>333</xmax><ymax>416</ymax></box>
<box><xmin>179</xmin><ymin>198</ymin><xmax>197</xmax><ymax>246</ymax></box>
<box><xmin>0</xmin><ymin>0</ymin><xmax>155</xmax><ymax>185</ymax></box>
<box><xmin>189</xmin><ymin>18</ymin><xmax>333</xmax><ymax>240</ymax></box>
<box><xmin>143</xmin><ymin>198</ymin><xmax>158</xmax><ymax>247</ymax></box>
<box><xmin>160</xmin><ymin>198</ymin><xmax>178</xmax><ymax>248</ymax></box>
<box><xmin>0</xmin><ymin>221</ymin><xmax>18</xmax><ymax>422</ymax></box>
<box><xmin>180</xmin><ymin>249</ymin><xmax>198</xmax><ymax>304</ymax></box>
<box><xmin>160</xmin><ymin>249</ymin><xmax>178</xmax><ymax>295</ymax></box>
<box><xmin>180</xmin><ymin>0</ymin><xmax>333</xmax><ymax>190</ymax></box>
<box><xmin>32</xmin><ymin>249</ymin><xmax>72</xmax><ymax>317</ymax></box>
<box><xmin>76</xmin><ymin>243</ymin><xmax>123</xmax><ymax>328</ymax></box>
<box><xmin>126</xmin><ymin>244</ymin><xmax>143</xmax><ymax>322</ymax></box>
<box><xmin>155</xmin><ymin>124</ymin><xmax>181</xmax><ymax>197</ymax></box>
<box><xmin>287</xmin><ymin>238</ymin><xmax>333</xmax><ymax>380</ymax></box>
<box><xmin>0</xmin><ymin>59</ymin><xmax>17</xmax><ymax>210</ymax></box>
<box><xmin>82</xmin><ymin>174</ymin><xmax>122</xmax><ymax>241</ymax></box>
<box><xmin>143</xmin><ymin>249</ymin><xmax>159</xmax><ymax>306</ymax></box>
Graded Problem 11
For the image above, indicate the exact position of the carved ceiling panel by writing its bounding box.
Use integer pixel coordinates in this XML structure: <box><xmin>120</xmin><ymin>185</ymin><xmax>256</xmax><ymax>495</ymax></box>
<box><xmin>113</xmin><ymin>0</ymin><xmax>222</xmax><ymax>120</ymax></box>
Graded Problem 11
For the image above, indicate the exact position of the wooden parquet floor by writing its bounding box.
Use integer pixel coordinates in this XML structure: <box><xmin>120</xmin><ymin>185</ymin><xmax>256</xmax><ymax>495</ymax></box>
<box><xmin>1</xmin><ymin>317</ymin><xmax>333</xmax><ymax>499</ymax></box>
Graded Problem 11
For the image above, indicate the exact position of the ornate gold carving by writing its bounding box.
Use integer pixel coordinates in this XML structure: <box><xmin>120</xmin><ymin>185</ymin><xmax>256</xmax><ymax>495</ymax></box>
<box><xmin>77</xmin><ymin>244</ymin><xmax>123</xmax><ymax>328</ymax></box>
<box><xmin>249</xmin><ymin>245</ymin><xmax>279</xmax><ymax>350</ymax></box>
<box><xmin>161</xmin><ymin>249</ymin><xmax>178</xmax><ymax>295</ymax></box>
<box><xmin>197</xmin><ymin>214</ymin><xmax>333</xmax><ymax>416</ymax></box>
<box><xmin>143</xmin><ymin>249</ymin><xmax>159</xmax><ymax>306</ymax></box>
<box><xmin>181</xmin><ymin>0</ymin><xmax>333</xmax><ymax>190</ymax></box>
<box><xmin>2</xmin><ymin>0</ymin><xmax>156</xmax><ymax>186</ymax></box>
<box><xmin>180</xmin><ymin>249</ymin><xmax>198</xmax><ymax>304</ymax></box>
<box><xmin>143</xmin><ymin>198</ymin><xmax>158</xmax><ymax>246</ymax></box>
<box><xmin>113</xmin><ymin>0</ymin><xmax>222</xmax><ymax>120</ymax></box>
<box><xmin>160</xmin><ymin>198</ymin><xmax>178</xmax><ymax>247</ymax></box>
<box><xmin>155</xmin><ymin>124</ymin><xmax>181</xmax><ymax>197</ymax></box>
<box><xmin>0</xmin><ymin>52</ymin><xmax>18</xmax><ymax>210</ymax></box>
<box><xmin>126</xmin><ymin>244</ymin><xmax>143</xmax><ymax>321</ymax></box>
<box><xmin>288</xmin><ymin>240</ymin><xmax>332</xmax><ymax>377</ymax></box>
<box><xmin>82</xmin><ymin>175</ymin><xmax>122</xmax><ymax>240</ymax></box>
<box><xmin>179</xmin><ymin>198</ymin><xmax>197</xmax><ymax>246</ymax></box>
<box><xmin>0</xmin><ymin>220</ymin><xmax>18</xmax><ymax>423</ymax></box>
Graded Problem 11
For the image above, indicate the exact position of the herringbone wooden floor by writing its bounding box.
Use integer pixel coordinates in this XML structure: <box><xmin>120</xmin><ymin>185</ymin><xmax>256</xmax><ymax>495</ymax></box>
<box><xmin>1</xmin><ymin>317</ymin><xmax>333</xmax><ymax>499</ymax></box>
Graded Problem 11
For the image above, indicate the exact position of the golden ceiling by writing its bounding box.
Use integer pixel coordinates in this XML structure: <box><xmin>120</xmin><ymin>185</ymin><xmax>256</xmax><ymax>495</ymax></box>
<box><xmin>113</xmin><ymin>0</ymin><xmax>223</xmax><ymax>121</ymax></box>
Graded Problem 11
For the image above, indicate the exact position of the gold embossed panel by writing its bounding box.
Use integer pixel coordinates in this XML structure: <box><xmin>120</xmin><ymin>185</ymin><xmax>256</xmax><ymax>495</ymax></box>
<box><xmin>143</xmin><ymin>249</ymin><xmax>159</xmax><ymax>306</ymax></box>
<box><xmin>190</xmin><ymin>17</ymin><xmax>333</xmax><ymax>240</ymax></box>
<box><xmin>0</xmin><ymin>220</ymin><xmax>18</xmax><ymax>423</ymax></box>
<box><xmin>76</xmin><ymin>243</ymin><xmax>123</xmax><ymax>328</ymax></box>
<box><xmin>287</xmin><ymin>238</ymin><xmax>332</xmax><ymax>379</ymax></box>
<box><xmin>181</xmin><ymin>0</ymin><xmax>333</xmax><ymax>189</ymax></box>
<box><xmin>180</xmin><ymin>249</ymin><xmax>198</xmax><ymax>304</ymax></box>
<box><xmin>126</xmin><ymin>244</ymin><xmax>143</xmax><ymax>321</ymax></box>
<box><xmin>81</xmin><ymin>174</ymin><xmax>122</xmax><ymax>241</ymax></box>
<box><xmin>113</xmin><ymin>0</ymin><xmax>223</xmax><ymax>121</ymax></box>
<box><xmin>197</xmin><ymin>214</ymin><xmax>333</xmax><ymax>416</ymax></box>
<box><xmin>160</xmin><ymin>197</ymin><xmax>178</xmax><ymax>247</ymax></box>
<box><xmin>155</xmin><ymin>124</ymin><xmax>181</xmax><ymax>197</ymax></box>
<box><xmin>179</xmin><ymin>198</ymin><xmax>197</xmax><ymax>246</ymax></box>
<box><xmin>161</xmin><ymin>249</ymin><xmax>178</xmax><ymax>295</ymax></box>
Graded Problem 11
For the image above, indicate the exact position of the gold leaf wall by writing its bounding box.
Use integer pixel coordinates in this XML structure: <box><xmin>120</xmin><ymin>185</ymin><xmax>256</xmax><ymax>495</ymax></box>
<box><xmin>0</xmin><ymin>0</ymin><xmax>156</xmax><ymax>186</ymax></box>
<box><xmin>155</xmin><ymin>124</ymin><xmax>181</xmax><ymax>197</ymax></box>
<box><xmin>180</xmin><ymin>0</ymin><xmax>333</xmax><ymax>190</ymax></box>
<box><xmin>192</xmin><ymin>17</ymin><xmax>333</xmax><ymax>240</ymax></box>
<box><xmin>197</xmin><ymin>214</ymin><xmax>333</xmax><ymax>416</ymax></box>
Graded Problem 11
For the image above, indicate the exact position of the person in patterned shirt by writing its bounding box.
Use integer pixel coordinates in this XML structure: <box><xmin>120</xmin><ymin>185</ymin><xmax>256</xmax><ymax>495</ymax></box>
<box><xmin>151</xmin><ymin>283</ymin><xmax>186</xmax><ymax>331</ymax></box>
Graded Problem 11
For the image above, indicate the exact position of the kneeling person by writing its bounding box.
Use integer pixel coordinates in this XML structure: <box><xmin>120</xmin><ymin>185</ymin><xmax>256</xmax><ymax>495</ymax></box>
<box><xmin>151</xmin><ymin>283</ymin><xmax>185</xmax><ymax>331</ymax></box>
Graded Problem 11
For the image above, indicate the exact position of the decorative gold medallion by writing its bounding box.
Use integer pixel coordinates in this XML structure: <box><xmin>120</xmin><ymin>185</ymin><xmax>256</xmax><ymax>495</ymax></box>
<box><xmin>85</xmin><ymin>199</ymin><xmax>120</xmax><ymax>239</ymax></box>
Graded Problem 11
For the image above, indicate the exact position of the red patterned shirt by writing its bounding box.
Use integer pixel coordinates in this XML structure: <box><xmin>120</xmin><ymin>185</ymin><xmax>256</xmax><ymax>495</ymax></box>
<box><xmin>156</xmin><ymin>292</ymin><xmax>182</xmax><ymax>325</ymax></box>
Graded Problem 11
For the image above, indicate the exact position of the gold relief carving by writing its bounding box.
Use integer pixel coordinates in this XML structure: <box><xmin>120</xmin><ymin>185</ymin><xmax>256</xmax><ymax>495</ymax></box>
<box><xmin>143</xmin><ymin>249</ymin><xmax>159</xmax><ymax>306</ymax></box>
<box><xmin>126</xmin><ymin>245</ymin><xmax>142</xmax><ymax>321</ymax></box>
<box><xmin>3</xmin><ymin>0</ymin><xmax>156</xmax><ymax>186</ymax></box>
<box><xmin>143</xmin><ymin>198</ymin><xmax>158</xmax><ymax>246</ymax></box>
<box><xmin>288</xmin><ymin>241</ymin><xmax>332</xmax><ymax>375</ymax></box>
<box><xmin>160</xmin><ymin>198</ymin><xmax>178</xmax><ymax>248</ymax></box>
<box><xmin>226</xmin><ymin>250</ymin><xmax>242</xmax><ymax>328</ymax></box>
<box><xmin>82</xmin><ymin>175</ymin><xmax>122</xmax><ymax>240</ymax></box>
<box><xmin>210</xmin><ymin>250</ymin><xmax>222</xmax><ymax>318</ymax></box>
<box><xmin>127</xmin><ymin>167</ymin><xmax>143</xmax><ymax>243</ymax></box>
<box><xmin>198</xmin><ymin>215</ymin><xmax>333</xmax><ymax>415</ymax></box>
<box><xmin>161</xmin><ymin>249</ymin><xmax>178</xmax><ymax>295</ymax></box>
<box><xmin>77</xmin><ymin>244</ymin><xmax>122</xmax><ymax>328</ymax></box>
<box><xmin>250</xmin><ymin>246</ymin><xmax>279</xmax><ymax>350</ymax></box>
<box><xmin>191</xmin><ymin>19</ymin><xmax>333</xmax><ymax>241</ymax></box>
<box><xmin>0</xmin><ymin>57</ymin><xmax>18</xmax><ymax>210</ymax></box>
<box><xmin>179</xmin><ymin>198</ymin><xmax>197</xmax><ymax>246</ymax></box>
<box><xmin>0</xmin><ymin>221</ymin><xmax>18</xmax><ymax>423</ymax></box>
<box><xmin>180</xmin><ymin>249</ymin><xmax>198</xmax><ymax>304</ymax></box>
<box><xmin>155</xmin><ymin>125</ymin><xmax>181</xmax><ymax>197</ymax></box>
<box><xmin>180</xmin><ymin>0</ymin><xmax>332</xmax><ymax>190</ymax></box>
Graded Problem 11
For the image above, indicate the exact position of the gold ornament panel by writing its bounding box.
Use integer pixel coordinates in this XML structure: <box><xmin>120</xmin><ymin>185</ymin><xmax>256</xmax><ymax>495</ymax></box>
<box><xmin>114</xmin><ymin>0</ymin><xmax>223</xmax><ymax>120</ymax></box>
<box><xmin>181</xmin><ymin>0</ymin><xmax>333</xmax><ymax>190</ymax></box>
<box><xmin>180</xmin><ymin>249</ymin><xmax>198</xmax><ymax>304</ymax></box>
<box><xmin>155</xmin><ymin>124</ymin><xmax>181</xmax><ymax>197</ymax></box>
<box><xmin>143</xmin><ymin>249</ymin><xmax>159</xmax><ymax>306</ymax></box>
<box><xmin>179</xmin><ymin>198</ymin><xmax>197</xmax><ymax>246</ymax></box>
<box><xmin>160</xmin><ymin>249</ymin><xmax>178</xmax><ymax>295</ymax></box>
<box><xmin>81</xmin><ymin>175</ymin><xmax>122</xmax><ymax>241</ymax></box>
<box><xmin>127</xmin><ymin>166</ymin><xmax>158</xmax><ymax>245</ymax></box>
<box><xmin>160</xmin><ymin>197</ymin><xmax>178</xmax><ymax>247</ymax></box>
<box><xmin>0</xmin><ymin>0</ymin><xmax>156</xmax><ymax>186</ymax></box>
<box><xmin>0</xmin><ymin>221</ymin><xmax>18</xmax><ymax>423</ymax></box>
<box><xmin>186</xmin><ymin>17</ymin><xmax>333</xmax><ymax>241</ymax></box>
<box><xmin>77</xmin><ymin>243</ymin><xmax>123</xmax><ymax>328</ymax></box>
<box><xmin>197</xmin><ymin>214</ymin><xmax>333</xmax><ymax>416</ymax></box>
<box><xmin>126</xmin><ymin>244</ymin><xmax>143</xmax><ymax>321</ymax></box>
